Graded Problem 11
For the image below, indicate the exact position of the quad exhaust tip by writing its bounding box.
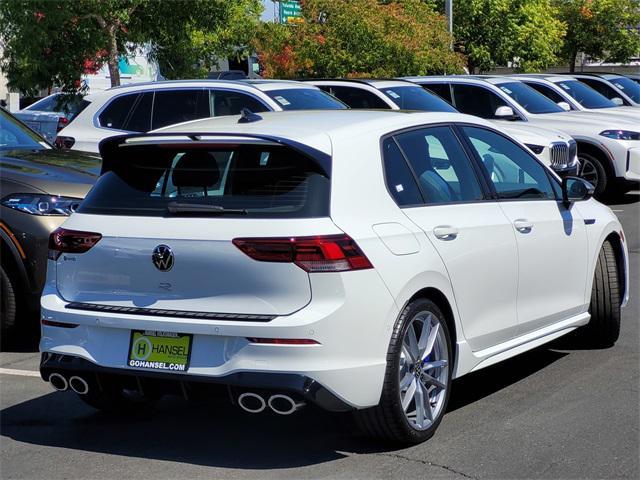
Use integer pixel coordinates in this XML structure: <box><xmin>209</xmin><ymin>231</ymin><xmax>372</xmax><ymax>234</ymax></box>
<box><xmin>48</xmin><ymin>373</ymin><xmax>68</xmax><ymax>392</ymax></box>
<box><xmin>238</xmin><ymin>392</ymin><xmax>267</xmax><ymax>413</ymax></box>
<box><xmin>268</xmin><ymin>394</ymin><xmax>305</xmax><ymax>415</ymax></box>
<box><xmin>237</xmin><ymin>392</ymin><xmax>305</xmax><ymax>415</ymax></box>
<box><xmin>69</xmin><ymin>376</ymin><xmax>89</xmax><ymax>395</ymax></box>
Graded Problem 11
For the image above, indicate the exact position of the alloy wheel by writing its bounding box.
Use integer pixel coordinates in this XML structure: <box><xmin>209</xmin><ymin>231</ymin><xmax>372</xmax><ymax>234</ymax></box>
<box><xmin>398</xmin><ymin>311</ymin><xmax>449</xmax><ymax>430</ymax></box>
<box><xmin>578</xmin><ymin>157</ymin><xmax>599</xmax><ymax>189</ymax></box>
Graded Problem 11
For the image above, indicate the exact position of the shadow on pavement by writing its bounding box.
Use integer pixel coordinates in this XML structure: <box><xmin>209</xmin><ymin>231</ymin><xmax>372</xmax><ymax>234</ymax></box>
<box><xmin>1</xmin><ymin>342</ymin><xmax>573</xmax><ymax>469</ymax></box>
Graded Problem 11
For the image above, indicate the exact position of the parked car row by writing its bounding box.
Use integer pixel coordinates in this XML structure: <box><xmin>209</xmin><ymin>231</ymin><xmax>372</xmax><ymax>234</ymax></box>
<box><xmin>0</xmin><ymin>71</ymin><xmax>634</xmax><ymax>446</ymax></box>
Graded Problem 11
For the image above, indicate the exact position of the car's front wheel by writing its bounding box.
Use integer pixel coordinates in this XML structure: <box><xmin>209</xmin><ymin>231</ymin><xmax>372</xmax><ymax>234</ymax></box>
<box><xmin>1</xmin><ymin>265</ymin><xmax>17</xmax><ymax>335</ymax></box>
<box><xmin>355</xmin><ymin>298</ymin><xmax>453</xmax><ymax>444</ymax></box>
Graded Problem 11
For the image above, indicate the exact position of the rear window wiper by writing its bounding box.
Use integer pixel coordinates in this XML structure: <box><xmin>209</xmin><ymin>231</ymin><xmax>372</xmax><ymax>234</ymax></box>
<box><xmin>166</xmin><ymin>202</ymin><xmax>248</xmax><ymax>215</ymax></box>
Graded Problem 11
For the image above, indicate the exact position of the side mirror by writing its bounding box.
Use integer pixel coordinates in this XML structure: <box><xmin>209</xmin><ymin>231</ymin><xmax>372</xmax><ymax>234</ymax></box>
<box><xmin>612</xmin><ymin>97</ymin><xmax>624</xmax><ymax>106</ymax></box>
<box><xmin>557</xmin><ymin>101</ymin><xmax>571</xmax><ymax>111</ymax></box>
<box><xmin>562</xmin><ymin>176</ymin><xmax>594</xmax><ymax>204</ymax></box>
<box><xmin>495</xmin><ymin>106</ymin><xmax>517</xmax><ymax>119</ymax></box>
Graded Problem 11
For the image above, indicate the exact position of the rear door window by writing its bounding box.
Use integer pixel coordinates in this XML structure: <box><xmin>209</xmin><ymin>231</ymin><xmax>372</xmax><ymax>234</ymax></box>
<box><xmin>422</xmin><ymin>83</ymin><xmax>453</xmax><ymax>105</ymax></box>
<box><xmin>321</xmin><ymin>86</ymin><xmax>391</xmax><ymax>109</ymax></box>
<box><xmin>79</xmin><ymin>144</ymin><xmax>330</xmax><ymax>218</ymax></box>
<box><xmin>151</xmin><ymin>89</ymin><xmax>210</xmax><ymax>129</ymax></box>
<box><xmin>394</xmin><ymin>126</ymin><xmax>484</xmax><ymax>204</ymax></box>
<box><xmin>451</xmin><ymin>84</ymin><xmax>511</xmax><ymax>119</ymax></box>
<box><xmin>98</xmin><ymin>93</ymin><xmax>139</xmax><ymax>129</ymax></box>
<box><xmin>124</xmin><ymin>92</ymin><xmax>153</xmax><ymax>132</ymax></box>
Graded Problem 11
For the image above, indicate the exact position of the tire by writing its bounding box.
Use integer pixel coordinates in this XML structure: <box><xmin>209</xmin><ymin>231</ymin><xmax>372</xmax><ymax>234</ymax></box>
<box><xmin>1</xmin><ymin>265</ymin><xmax>17</xmax><ymax>335</ymax></box>
<box><xmin>355</xmin><ymin>298</ymin><xmax>453</xmax><ymax>445</ymax></box>
<box><xmin>580</xmin><ymin>241</ymin><xmax>621</xmax><ymax>347</ymax></box>
<box><xmin>577</xmin><ymin>152</ymin><xmax>609</xmax><ymax>199</ymax></box>
<box><xmin>78</xmin><ymin>381</ymin><xmax>160</xmax><ymax>413</ymax></box>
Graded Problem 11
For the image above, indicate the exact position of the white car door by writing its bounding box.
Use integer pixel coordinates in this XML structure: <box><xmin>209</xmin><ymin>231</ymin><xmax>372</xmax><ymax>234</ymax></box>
<box><xmin>462</xmin><ymin>126</ymin><xmax>590</xmax><ymax>335</ymax></box>
<box><xmin>386</xmin><ymin>125</ymin><xmax>520</xmax><ymax>352</ymax></box>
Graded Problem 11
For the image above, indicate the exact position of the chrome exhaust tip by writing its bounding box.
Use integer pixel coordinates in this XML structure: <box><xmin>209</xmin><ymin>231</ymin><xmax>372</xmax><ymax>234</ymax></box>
<box><xmin>48</xmin><ymin>373</ymin><xmax>68</xmax><ymax>392</ymax></box>
<box><xmin>69</xmin><ymin>376</ymin><xmax>89</xmax><ymax>395</ymax></box>
<box><xmin>237</xmin><ymin>392</ymin><xmax>267</xmax><ymax>413</ymax></box>
<box><xmin>268</xmin><ymin>394</ymin><xmax>305</xmax><ymax>415</ymax></box>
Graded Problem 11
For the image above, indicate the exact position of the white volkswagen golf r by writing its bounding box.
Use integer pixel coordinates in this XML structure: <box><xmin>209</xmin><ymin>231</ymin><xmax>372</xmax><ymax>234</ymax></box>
<box><xmin>40</xmin><ymin>110</ymin><xmax>629</xmax><ymax>445</ymax></box>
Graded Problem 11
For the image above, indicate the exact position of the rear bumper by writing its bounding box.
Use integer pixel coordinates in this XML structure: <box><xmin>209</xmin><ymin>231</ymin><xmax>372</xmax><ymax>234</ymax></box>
<box><xmin>40</xmin><ymin>268</ymin><xmax>399</xmax><ymax>409</ymax></box>
<box><xmin>40</xmin><ymin>352</ymin><xmax>352</xmax><ymax>412</ymax></box>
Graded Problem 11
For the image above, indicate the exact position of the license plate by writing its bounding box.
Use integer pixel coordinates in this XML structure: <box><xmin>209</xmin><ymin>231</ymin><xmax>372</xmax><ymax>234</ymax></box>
<box><xmin>127</xmin><ymin>330</ymin><xmax>192</xmax><ymax>372</ymax></box>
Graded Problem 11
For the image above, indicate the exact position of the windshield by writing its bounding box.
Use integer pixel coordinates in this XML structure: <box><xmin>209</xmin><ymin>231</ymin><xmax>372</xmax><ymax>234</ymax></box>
<box><xmin>0</xmin><ymin>109</ymin><xmax>49</xmax><ymax>151</ymax></box>
<box><xmin>497</xmin><ymin>82</ymin><xmax>564</xmax><ymax>114</ymax></box>
<box><xmin>556</xmin><ymin>80</ymin><xmax>616</xmax><ymax>109</ymax></box>
<box><xmin>266</xmin><ymin>88</ymin><xmax>347</xmax><ymax>111</ymax></box>
<box><xmin>608</xmin><ymin>76</ymin><xmax>640</xmax><ymax>103</ymax></box>
<box><xmin>381</xmin><ymin>86</ymin><xmax>457</xmax><ymax>112</ymax></box>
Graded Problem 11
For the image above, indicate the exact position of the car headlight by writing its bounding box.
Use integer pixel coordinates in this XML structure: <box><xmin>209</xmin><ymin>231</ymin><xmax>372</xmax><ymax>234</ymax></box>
<box><xmin>1</xmin><ymin>194</ymin><xmax>82</xmax><ymax>216</ymax></box>
<box><xmin>599</xmin><ymin>130</ymin><xmax>640</xmax><ymax>141</ymax></box>
<box><xmin>525</xmin><ymin>144</ymin><xmax>545</xmax><ymax>154</ymax></box>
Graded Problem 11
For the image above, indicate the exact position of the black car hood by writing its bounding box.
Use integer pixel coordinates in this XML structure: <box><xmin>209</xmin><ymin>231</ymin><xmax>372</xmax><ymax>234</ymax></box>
<box><xmin>0</xmin><ymin>148</ymin><xmax>101</xmax><ymax>198</ymax></box>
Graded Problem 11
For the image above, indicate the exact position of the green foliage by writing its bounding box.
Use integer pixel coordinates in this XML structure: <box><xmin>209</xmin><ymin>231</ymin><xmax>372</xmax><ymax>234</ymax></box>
<box><xmin>454</xmin><ymin>0</ymin><xmax>566</xmax><ymax>73</ymax></box>
<box><xmin>253</xmin><ymin>0</ymin><xmax>465</xmax><ymax>78</ymax></box>
<box><xmin>554</xmin><ymin>0</ymin><xmax>640</xmax><ymax>70</ymax></box>
<box><xmin>0</xmin><ymin>0</ymin><xmax>263</xmax><ymax>94</ymax></box>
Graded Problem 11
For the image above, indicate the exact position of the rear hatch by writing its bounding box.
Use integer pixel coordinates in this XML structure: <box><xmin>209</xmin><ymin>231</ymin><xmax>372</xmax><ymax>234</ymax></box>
<box><xmin>53</xmin><ymin>136</ymin><xmax>337</xmax><ymax>316</ymax></box>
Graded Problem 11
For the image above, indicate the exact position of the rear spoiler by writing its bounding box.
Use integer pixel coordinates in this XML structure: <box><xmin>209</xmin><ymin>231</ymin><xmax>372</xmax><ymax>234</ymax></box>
<box><xmin>98</xmin><ymin>132</ymin><xmax>332</xmax><ymax>177</ymax></box>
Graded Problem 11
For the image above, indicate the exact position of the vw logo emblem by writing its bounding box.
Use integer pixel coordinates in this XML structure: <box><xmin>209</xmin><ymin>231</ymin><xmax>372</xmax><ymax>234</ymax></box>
<box><xmin>152</xmin><ymin>245</ymin><xmax>174</xmax><ymax>272</ymax></box>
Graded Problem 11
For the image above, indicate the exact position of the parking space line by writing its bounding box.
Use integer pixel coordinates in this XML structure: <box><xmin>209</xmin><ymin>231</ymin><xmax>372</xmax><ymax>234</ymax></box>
<box><xmin>0</xmin><ymin>368</ymin><xmax>41</xmax><ymax>378</ymax></box>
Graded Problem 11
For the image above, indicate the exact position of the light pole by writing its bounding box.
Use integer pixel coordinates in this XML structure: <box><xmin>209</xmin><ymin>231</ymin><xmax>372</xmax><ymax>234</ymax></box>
<box><xmin>445</xmin><ymin>0</ymin><xmax>453</xmax><ymax>48</ymax></box>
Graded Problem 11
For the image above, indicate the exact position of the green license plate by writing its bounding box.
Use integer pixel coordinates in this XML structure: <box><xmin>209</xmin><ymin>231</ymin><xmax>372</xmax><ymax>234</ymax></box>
<box><xmin>127</xmin><ymin>330</ymin><xmax>192</xmax><ymax>372</ymax></box>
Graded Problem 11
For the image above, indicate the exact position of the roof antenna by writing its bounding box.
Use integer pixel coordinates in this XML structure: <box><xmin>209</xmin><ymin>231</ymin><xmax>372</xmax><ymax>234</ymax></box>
<box><xmin>238</xmin><ymin>108</ymin><xmax>263</xmax><ymax>124</ymax></box>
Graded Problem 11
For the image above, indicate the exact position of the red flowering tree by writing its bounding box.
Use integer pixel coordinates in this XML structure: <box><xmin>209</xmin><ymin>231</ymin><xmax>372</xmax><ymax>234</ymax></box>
<box><xmin>253</xmin><ymin>0</ymin><xmax>464</xmax><ymax>78</ymax></box>
<box><xmin>0</xmin><ymin>0</ymin><xmax>262</xmax><ymax>94</ymax></box>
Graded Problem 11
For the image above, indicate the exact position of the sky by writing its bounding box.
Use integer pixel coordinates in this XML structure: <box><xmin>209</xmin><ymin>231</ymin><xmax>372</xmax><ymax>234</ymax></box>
<box><xmin>261</xmin><ymin>0</ymin><xmax>277</xmax><ymax>22</ymax></box>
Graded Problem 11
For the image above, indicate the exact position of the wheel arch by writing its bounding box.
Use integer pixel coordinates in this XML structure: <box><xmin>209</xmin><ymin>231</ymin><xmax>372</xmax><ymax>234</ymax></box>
<box><xmin>575</xmin><ymin>139</ymin><xmax>615</xmax><ymax>177</ymax></box>
<box><xmin>406</xmin><ymin>287</ymin><xmax>458</xmax><ymax>366</ymax></box>
<box><xmin>0</xmin><ymin>229</ymin><xmax>31</xmax><ymax>293</ymax></box>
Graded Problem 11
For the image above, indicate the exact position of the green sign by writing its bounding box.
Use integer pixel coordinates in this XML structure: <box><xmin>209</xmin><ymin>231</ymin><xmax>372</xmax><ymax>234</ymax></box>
<box><xmin>280</xmin><ymin>0</ymin><xmax>303</xmax><ymax>24</ymax></box>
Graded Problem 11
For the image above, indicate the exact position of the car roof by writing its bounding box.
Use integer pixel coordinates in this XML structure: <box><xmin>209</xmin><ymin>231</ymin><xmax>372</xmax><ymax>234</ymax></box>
<box><xmin>150</xmin><ymin>109</ymin><xmax>493</xmax><ymax>154</ymax></box>
<box><xmin>511</xmin><ymin>74</ymin><xmax>572</xmax><ymax>84</ymax></box>
<box><xmin>85</xmin><ymin>79</ymin><xmax>320</xmax><ymax>100</ymax></box>
<box><xmin>401</xmin><ymin>75</ymin><xmax>514</xmax><ymax>86</ymax></box>
<box><xmin>557</xmin><ymin>72</ymin><xmax>623</xmax><ymax>80</ymax></box>
<box><xmin>303</xmin><ymin>78</ymin><xmax>417</xmax><ymax>89</ymax></box>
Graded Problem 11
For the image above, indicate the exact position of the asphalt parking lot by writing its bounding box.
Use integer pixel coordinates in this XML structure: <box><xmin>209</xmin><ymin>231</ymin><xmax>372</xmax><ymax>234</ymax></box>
<box><xmin>1</xmin><ymin>192</ymin><xmax>638</xmax><ymax>480</ymax></box>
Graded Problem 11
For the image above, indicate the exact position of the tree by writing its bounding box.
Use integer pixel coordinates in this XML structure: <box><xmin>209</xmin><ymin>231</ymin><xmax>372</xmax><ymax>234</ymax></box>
<box><xmin>253</xmin><ymin>0</ymin><xmax>465</xmax><ymax>79</ymax></box>
<box><xmin>0</xmin><ymin>0</ymin><xmax>262</xmax><ymax>94</ymax></box>
<box><xmin>453</xmin><ymin>0</ymin><xmax>566</xmax><ymax>73</ymax></box>
<box><xmin>554</xmin><ymin>0</ymin><xmax>640</xmax><ymax>72</ymax></box>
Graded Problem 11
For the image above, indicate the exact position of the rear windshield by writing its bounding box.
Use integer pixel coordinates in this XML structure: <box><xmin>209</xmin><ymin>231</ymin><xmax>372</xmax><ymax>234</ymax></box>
<box><xmin>380</xmin><ymin>86</ymin><xmax>457</xmax><ymax>112</ymax></box>
<box><xmin>78</xmin><ymin>144</ymin><xmax>330</xmax><ymax>218</ymax></box>
<box><xmin>265</xmin><ymin>88</ymin><xmax>347</xmax><ymax>110</ymax></box>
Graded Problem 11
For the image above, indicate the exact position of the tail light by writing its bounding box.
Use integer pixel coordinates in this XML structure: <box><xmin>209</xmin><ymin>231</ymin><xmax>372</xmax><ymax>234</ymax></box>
<box><xmin>54</xmin><ymin>136</ymin><xmax>75</xmax><ymax>149</ymax></box>
<box><xmin>48</xmin><ymin>227</ymin><xmax>102</xmax><ymax>260</ymax></box>
<box><xmin>56</xmin><ymin>116</ymin><xmax>69</xmax><ymax>131</ymax></box>
<box><xmin>233</xmin><ymin>234</ymin><xmax>373</xmax><ymax>272</ymax></box>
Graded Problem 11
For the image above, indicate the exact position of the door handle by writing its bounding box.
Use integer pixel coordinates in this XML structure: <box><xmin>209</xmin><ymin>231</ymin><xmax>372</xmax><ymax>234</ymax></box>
<box><xmin>433</xmin><ymin>226</ymin><xmax>459</xmax><ymax>240</ymax></box>
<box><xmin>514</xmin><ymin>219</ymin><xmax>533</xmax><ymax>233</ymax></box>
